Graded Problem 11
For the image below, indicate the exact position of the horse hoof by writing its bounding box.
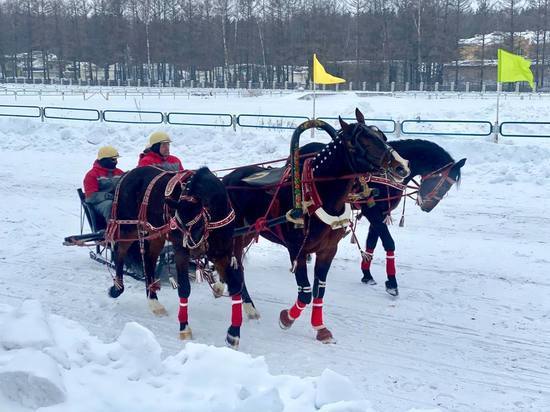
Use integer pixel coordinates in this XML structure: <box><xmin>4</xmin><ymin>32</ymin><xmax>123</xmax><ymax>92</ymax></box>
<box><xmin>361</xmin><ymin>276</ymin><xmax>377</xmax><ymax>285</ymax></box>
<box><xmin>108</xmin><ymin>285</ymin><xmax>124</xmax><ymax>298</ymax></box>
<box><xmin>179</xmin><ymin>325</ymin><xmax>193</xmax><ymax>340</ymax></box>
<box><xmin>148</xmin><ymin>299</ymin><xmax>168</xmax><ymax>316</ymax></box>
<box><xmin>211</xmin><ymin>281</ymin><xmax>225</xmax><ymax>298</ymax></box>
<box><xmin>225</xmin><ymin>333</ymin><xmax>240</xmax><ymax>350</ymax></box>
<box><xmin>279</xmin><ymin>310</ymin><xmax>294</xmax><ymax>330</ymax></box>
<box><xmin>243</xmin><ymin>303</ymin><xmax>261</xmax><ymax>320</ymax></box>
<box><xmin>385</xmin><ymin>279</ymin><xmax>399</xmax><ymax>296</ymax></box>
<box><xmin>316</xmin><ymin>327</ymin><xmax>335</xmax><ymax>344</ymax></box>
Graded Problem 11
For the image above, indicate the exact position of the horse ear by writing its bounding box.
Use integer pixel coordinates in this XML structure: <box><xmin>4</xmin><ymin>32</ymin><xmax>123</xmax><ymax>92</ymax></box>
<box><xmin>355</xmin><ymin>108</ymin><xmax>365</xmax><ymax>124</ymax></box>
<box><xmin>338</xmin><ymin>116</ymin><xmax>349</xmax><ymax>129</ymax></box>
<box><xmin>455</xmin><ymin>158</ymin><xmax>466</xmax><ymax>169</ymax></box>
<box><xmin>165</xmin><ymin>197</ymin><xmax>178</xmax><ymax>209</ymax></box>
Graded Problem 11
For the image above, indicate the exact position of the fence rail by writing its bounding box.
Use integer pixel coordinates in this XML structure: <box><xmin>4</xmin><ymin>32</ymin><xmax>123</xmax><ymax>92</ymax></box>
<box><xmin>0</xmin><ymin>77</ymin><xmax>542</xmax><ymax>93</ymax></box>
<box><xmin>0</xmin><ymin>103</ymin><xmax>548</xmax><ymax>139</ymax></box>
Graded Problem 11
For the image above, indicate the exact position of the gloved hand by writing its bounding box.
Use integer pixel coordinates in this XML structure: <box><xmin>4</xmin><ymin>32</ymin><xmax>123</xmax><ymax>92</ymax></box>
<box><xmin>105</xmin><ymin>193</ymin><xmax>114</xmax><ymax>200</ymax></box>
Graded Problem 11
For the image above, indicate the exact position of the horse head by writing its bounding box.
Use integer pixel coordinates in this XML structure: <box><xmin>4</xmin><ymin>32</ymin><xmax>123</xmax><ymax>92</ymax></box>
<box><xmin>167</xmin><ymin>167</ymin><xmax>241</xmax><ymax>294</ymax></box>
<box><xmin>338</xmin><ymin>108</ymin><xmax>410</xmax><ymax>181</ymax></box>
<box><xmin>417</xmin><ymin>158</ymin><xmax>466</xmax><ymax>212</ymax></box>
<box><xmin>165</xmin><ymin>173</ymin><xmax>210</xmax><ymax>256</ymax></box>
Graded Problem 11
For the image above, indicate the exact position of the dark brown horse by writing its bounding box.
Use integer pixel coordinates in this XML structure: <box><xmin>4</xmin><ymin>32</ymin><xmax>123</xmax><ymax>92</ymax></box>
<box><xmin>106</xmin><ymin>166</ymin><xmax>243</xmax><ymax>348</ymax></box>
<box><xmin>358</xmin><ymin>139</ymin><xmax>466</xmax><ymax>295</ymax></box>
<box><xmin>223</xmin><ymin>109</ymin><xmax>410</xmax><ymax>343</ymax></box>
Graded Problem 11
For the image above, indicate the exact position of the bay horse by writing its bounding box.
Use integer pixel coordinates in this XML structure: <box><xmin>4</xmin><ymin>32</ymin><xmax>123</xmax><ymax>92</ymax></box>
<box><xmin>223</xmin><ymin>109</ymin><xmax>410</xmax><ymax>343</ymax></box>
<box><xmin>106</xmin><ymin>166</ymin><xmax>244</xmax><ymax>348</ymax></box>
<box><xmin>358</xmin><ymin>139</ymin><xmax>466</xmax><ymax>295</ymax></box>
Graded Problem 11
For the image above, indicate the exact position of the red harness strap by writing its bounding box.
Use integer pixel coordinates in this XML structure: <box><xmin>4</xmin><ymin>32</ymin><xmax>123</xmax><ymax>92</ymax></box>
<box><xmin>105</xmin><ymin>170</ymin><xmax>194</xmax><ymax>244</ymax></box>
<box><xmin>302</xmin><ymin>158</ymin><xmax>323</xmax><ymax>215</ymax></box>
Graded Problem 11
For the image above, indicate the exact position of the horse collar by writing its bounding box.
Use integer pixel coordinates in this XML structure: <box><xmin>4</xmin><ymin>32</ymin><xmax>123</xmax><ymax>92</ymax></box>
<box><xmin>302</xmin><ymin>158</ymin><xmax>351</xmax><ymax>230</ymax></box>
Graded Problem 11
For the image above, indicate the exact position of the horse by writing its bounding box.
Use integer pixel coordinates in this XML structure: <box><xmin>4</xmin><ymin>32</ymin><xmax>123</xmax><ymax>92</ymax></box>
<box><xmin>357</xmin><ymin>139</ymin><xmax>466</xmax><ymax>295</ymax></box>
<box><xmin>222</xmin><ymin>109</ymin><xmax>410</xmax><ymax>343</ymax></box>
<box><xmin>105</xmin><ymin>166</ymin><xmax>244</xmax><ymax>348</ymax></box>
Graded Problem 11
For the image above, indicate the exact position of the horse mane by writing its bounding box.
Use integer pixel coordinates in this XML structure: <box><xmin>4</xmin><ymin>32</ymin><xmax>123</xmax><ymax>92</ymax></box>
<box><xmin>187</xmin><ymin>166</ymin><xmax>229</xmax><ymax>209</ymax></box>
<box><xmin>389</xmin><ymin>139</ymin><xmax>461</xmax><ymax>184</ymax></box>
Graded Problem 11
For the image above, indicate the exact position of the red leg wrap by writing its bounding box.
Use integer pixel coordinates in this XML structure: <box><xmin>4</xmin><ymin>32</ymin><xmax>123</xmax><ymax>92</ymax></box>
<box><xmin>288</xmin><ymin>300</ymin><xmax>307</xmax><ymax>320</ymax></box>
<box><xmin>178</xmin><ymin>298</ymin><xmax>188</xmax><ymax>324</ymax></box>
<box><xmin>386</xmin><ymin>251</ymin><xmax>396</xmax><ymax>276</ymax></box>
<box><xmin>361</xmin><ymin>248</ymin><xmax>375</xmax><ymax>270</ymax></box>
<box><xmin>231</xmin><ymin>294</ymin><xmax>243</xmax><ymax>327</ymax></box>
<box><xmin>311</xmin><ymin>298</ymin><xmax>324</xmax><ymax>329</ymax></box>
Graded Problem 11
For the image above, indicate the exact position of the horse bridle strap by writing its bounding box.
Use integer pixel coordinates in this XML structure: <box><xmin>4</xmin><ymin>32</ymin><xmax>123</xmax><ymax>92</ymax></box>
<box><xmin>420</xmin><ymin>162</ymin><xmax>456</xmax><ymax>202</ymax></box>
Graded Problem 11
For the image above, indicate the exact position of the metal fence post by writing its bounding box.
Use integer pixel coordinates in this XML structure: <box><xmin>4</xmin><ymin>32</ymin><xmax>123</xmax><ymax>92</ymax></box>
<box><xmin>405</xmin><ymin>82</ymin><xmax>409</xmax><ymax>92</ymax></box>
<box><xmin>493</xmin><ymin>121</ymin><xmax>499</xmax><ymax>143</ymax></box>
<box><xmin>419</xmin><ymin>82</ymin><xmax>424</xmax><ymax>92</ymax></box>
<box><xmin>335</xmin><ymin>83</ymin><xmax>339</xmax><ymax>92</ymax></box>
<box><xmin>395</xmin><ymin>120</ymin><xmax>401</xmax><ymax>137</ymax></box>
<box><xmin>232</xmin><ymin>115</ymin><xmax>237</xmax><ymax>132</ymax></box>
<box><xmin>450</xmin><ymin>82</ymin><xmax>455</xmax><ymax>92</ymax></box>
<box><xmin>376</xmin><ymin>82</ymin><xmax>380</xmax><ymax>92</ymax></box>
<box><xmin>466</xmin><ymin>82</ymin><xmax>470</xmax><ymax>93</ymax></box>
<box><xmin>285</xmin><ymin>81</ymin><xmax>288</xmax><ymax>90</ymax></box>
<box><xmin>515</xmin><ymin>82</ymin><xmax>520</xmax><ymax>93</ymax></box>
<box><xmin>435</xmin><ymin>82</ymin><xmax>439</xmax><ymax>92</ymax></box>
<box><xmin>362</xmin><ymin>81</ymin><xmax>366</xmax><ymax>91</ymax></box>
<box><xmin>248</xmin><ymin>80</ymin><xmax>252</xmax><ymax>89</ymax></box>
<box><xmin>349</xmin><ymin>82</ymin><xmax>353</xmax><ymax>91</ymax></box>
<box><xmin>391</xmin><ymin>82</ymin><xmax>395</xmax><ymax>92</ymax></box>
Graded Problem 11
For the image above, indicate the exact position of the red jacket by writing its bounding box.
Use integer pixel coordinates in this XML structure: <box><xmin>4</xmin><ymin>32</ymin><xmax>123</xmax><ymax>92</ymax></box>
<box><xmin>83</xmin><ymin>160</ymin><xmax>124</xmax><ymax>199</ymax></box>
<box><xmin>137</xmin><ymin>151</ymin><xmax>183</xmax><ymax>171</ymax></box>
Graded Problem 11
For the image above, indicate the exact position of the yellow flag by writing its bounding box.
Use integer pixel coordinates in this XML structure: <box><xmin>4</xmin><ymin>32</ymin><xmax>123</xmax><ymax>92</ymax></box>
<box><xmin>497</xmin><ymin>49</ymin><xmax>534</xmax><ymax>90</ymax></box>
<box><xmin>313</xmin><ymin>54</ymin><xmax>345</xmax><ymax>85</ymax></box>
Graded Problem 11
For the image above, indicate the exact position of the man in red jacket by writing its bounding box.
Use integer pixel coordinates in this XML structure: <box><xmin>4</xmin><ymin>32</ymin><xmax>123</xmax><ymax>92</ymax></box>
<box><xmin>137</xmin><ymin>131</ymin><xmax>183</xmax><ymax>171</ymax></box>
<box><xmin>83</xmin><ymin>146</ymin><xmax>124</xmax><ymax>222</ymax></box>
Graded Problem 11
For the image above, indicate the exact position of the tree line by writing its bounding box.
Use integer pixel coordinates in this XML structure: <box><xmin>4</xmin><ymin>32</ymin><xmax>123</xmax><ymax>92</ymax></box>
<box><xmin>0</xmin><ymin>0</ymin><xmax>548</xmax><ymax>87</ymax></box>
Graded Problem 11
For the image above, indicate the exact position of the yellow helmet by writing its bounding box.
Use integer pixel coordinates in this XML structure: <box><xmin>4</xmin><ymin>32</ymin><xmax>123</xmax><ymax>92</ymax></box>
<box><xmin>147</xmin><ymin>131</ymin><xmax>172</xmax><ymax>148</ymax></box>
<box><xmin>97</xmin><ymin>145</ymin><xmax>120</xmax><ymax>160</ymax></box>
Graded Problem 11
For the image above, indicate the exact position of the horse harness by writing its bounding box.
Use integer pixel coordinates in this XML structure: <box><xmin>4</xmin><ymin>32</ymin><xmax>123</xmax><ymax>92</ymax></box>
<box><xmin>417</xmin><ymin>161</ymin><xmax>457</xmax><ymax>204</ymax></box>
<box><xmin>105</xmin><ymin>168</ymin><xmax>235</xmax><ymax>251</ymax></box>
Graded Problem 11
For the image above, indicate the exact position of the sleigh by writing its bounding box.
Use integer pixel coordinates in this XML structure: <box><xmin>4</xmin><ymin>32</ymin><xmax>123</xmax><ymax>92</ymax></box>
<box><xmin>63</xmin><ymin>188</ymin><xmax>177</xmax><ymax>282</ymax></box>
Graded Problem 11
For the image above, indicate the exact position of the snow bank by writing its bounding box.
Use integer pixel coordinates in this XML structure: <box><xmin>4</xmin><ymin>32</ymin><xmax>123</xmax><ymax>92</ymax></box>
<box><xmin>0</xmin><ymin>300</ymin><xmax>376</xmax><ymax>412</ymax></box>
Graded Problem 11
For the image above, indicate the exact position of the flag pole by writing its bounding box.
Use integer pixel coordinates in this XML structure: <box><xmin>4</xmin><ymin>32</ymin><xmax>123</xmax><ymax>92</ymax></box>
<box><xmin>494</xmin><ymin>82</ymin><xmax>500</xmax><ymax>143</ymax></box>
<box><xmin>312</xmin><ymin>79</ymin><xmax>316</xmax><ymax>139</ymax></box>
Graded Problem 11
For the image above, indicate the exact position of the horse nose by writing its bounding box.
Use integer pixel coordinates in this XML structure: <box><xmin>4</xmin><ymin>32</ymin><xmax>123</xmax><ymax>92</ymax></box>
<box><xmin>395</xmin><ymin>165</ymin><xmax>409</xmax><ymax>178</ymax></box>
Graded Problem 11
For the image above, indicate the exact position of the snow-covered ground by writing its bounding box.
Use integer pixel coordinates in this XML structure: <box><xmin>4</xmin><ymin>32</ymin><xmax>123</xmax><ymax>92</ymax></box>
<box><xmin>0</xmin><ymin>91</ymin><xmax>549</xmax><ymax>411</ymax></box>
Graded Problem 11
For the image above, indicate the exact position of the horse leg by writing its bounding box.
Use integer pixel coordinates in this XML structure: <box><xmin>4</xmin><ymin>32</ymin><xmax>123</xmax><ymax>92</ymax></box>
<box><xmin>144</xmin><ymin>238</ymin><xmax>168</xmax><ymax>316</ymax></box>
<box><xmin>213</xmin><ymin>254</ymin><xmax>244</xmax><ymax>350</ymax></box>
<box><xmin>279</xmin><ymin>254</ymin><xmax>310</xmax><ymax>330</ymax></box>
<box><xmin>108</xmin><ymin>240</ymin><xmax>132</xmax><ymax>298</ymax></box>
<box><xmin>241</xmin><ymin>282</ymin><xmax>260</xmax><ymax>320</ymax></box>
<box><xmin>235</xmin><ymin>233</ymin><xmax>260</xmax><ymax>320</ymax></box>
<box><xmin>378</xmin><ymin>223</ymin><xmax>398</xmax><ymax>296</ymax></box>
<box><xmin>361</xmin><ymin>224</ymin><xmax>379</xmax><ymax>285</ymax></box>
<box><xmin>311</xmin><ymin>246</ymin><xmax>338</xmax><ymax>343</ymax></box>
<box><xmin>173</xmin><ymin>242</ymin><xmax>192</xmax><ymax>340</ymax></box>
